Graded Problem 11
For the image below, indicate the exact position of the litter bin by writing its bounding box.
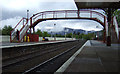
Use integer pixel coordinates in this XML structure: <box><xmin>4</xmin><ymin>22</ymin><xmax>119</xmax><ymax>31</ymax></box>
<box><xmin>27</xmin><ymin>36</ymin><xmax>30</xmax><ymax>42</ymax></box>
<box><xmin>24</xmin><ymin>36</ymin><xmax>27</xmax><ymax>42</ymax></box>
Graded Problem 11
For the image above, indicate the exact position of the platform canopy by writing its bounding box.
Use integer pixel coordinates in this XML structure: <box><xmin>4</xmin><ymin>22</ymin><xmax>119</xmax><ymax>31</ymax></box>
<box><xmin>74</xmin><ymin>0</ymin><xmax>120</xmax><ymax>9</ymax></box>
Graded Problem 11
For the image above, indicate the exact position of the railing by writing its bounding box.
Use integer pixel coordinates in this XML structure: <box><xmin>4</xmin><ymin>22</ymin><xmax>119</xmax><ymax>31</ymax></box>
<box><xmin>10</xmin><ymin>18</ymin><xmax>29</xmax><ymax>42</ymax></box>
<box><xmin>113</xmin><ymin>16</ymin><xmax>119</xmax><ymax>39</ymax></box>
<box><xmin>10</xmin><ymin>18</ymin><xmax>23</xmax><ymax>42</ymax></box>
<box><xmin>30</xmin><ymin>10</ymin><xmax>108</xmax><ymax>41</ymax></box>
<box><xmin>19</xmin><ymin>22</ymin><xmax>30</xmax><ymax>41</ymax></box>
<box><xmin>30</xmin><ymin>10</ymin><xmax>105</xmax><ymax>26</ymax></box>
<box><xmin>11</xmin><ymin>10</ymin><xmax>109</xmax><ymax>42</ymax></box>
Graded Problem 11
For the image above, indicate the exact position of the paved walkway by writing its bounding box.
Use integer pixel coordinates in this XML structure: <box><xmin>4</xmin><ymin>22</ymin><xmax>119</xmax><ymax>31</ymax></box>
<box><xmin>56</xmin><ymin>40</ymin><xmax>119</xmax><ymax>72</ymax></box>
<box><xmin>1</xmin><ymin>40</ymin><xmax>72</xmax><ymax>49</ymax></box>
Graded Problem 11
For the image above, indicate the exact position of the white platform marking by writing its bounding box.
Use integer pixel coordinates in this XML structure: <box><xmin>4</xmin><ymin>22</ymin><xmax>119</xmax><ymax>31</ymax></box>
<box><xmin>54</xmin><ymin>40</ymin><xmax>90</xmax><ymax>73</ymax></box>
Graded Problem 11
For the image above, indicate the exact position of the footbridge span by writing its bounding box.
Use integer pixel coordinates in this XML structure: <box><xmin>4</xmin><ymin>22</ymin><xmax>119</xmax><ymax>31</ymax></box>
<box><xmin>10</xmin><ymin>10</ymin><xmax>109</xmax><ymax>43</ymax></box>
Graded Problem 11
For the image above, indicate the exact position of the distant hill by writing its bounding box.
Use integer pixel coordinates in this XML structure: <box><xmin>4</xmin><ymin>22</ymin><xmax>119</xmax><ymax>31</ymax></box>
<box><xmin>48</xmin><ymin>27</ymin><xmax>96</xmax><ymax>35</ymax></box>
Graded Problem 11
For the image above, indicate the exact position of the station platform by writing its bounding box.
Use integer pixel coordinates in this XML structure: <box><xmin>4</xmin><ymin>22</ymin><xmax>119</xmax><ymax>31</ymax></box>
<box><xmin>56</xmin><ymin>40</ymin><xmax>120</xmax><ymax>72</ymax></box>
<box><xmin>0</xmin><ymin>40</ymin><xmax>73</xmax><ymax>49</ymax></box>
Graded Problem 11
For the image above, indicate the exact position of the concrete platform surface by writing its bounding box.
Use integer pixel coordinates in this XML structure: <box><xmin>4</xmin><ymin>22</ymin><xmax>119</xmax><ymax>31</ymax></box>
<box><xmin>56</xmin><ymin>40</ymin><xmax>119</xmax><ymax>72</ymax></box>
<box><xmin>0</xmin><ymin>40</ymin><xmax>74</xmax><ymax>49</ymax></box>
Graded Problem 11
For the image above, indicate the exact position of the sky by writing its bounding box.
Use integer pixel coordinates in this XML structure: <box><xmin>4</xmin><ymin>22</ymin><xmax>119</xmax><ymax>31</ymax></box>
<box><xmin>0</xmin><ymin>0</ymin><xmax>105</xmax><ymax>32</ymax></box>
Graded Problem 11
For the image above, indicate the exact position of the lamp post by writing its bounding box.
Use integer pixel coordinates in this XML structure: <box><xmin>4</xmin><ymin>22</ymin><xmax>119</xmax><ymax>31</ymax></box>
<box><xmin>26</xmin><ymin>10</ymin><xmax>29</xmax><ymax>24</ymax></box>
<box><xmin>54</xmin><ymin>24</ymin><xmax>56</xmax><ymax>41</ymax></box>
<box><xmin>26</xmin><ymin>10</ymin><xmax>31</xmax><ymax>34</ymax></box>
<box><xmin>51</xmin><ymin>31</ymin><xmax>52</xmax><ymax>38</ymax></box>
<box><xmin>27</xmin><ymin>10</ymin><xmax>29</xmax><ymax>19</ymax></box>
<box><xmin>96</xmin><ymin>26</ymin><xmax>99</xmax><ymax>40</ymax></box>
<box><xmin>65</xmin><ymin>27</ymin><xmax>66</xmax><ymax>40</ymax></box>
<box><xmin>72</xmin><ymin>29</ymin><xmax>74</xmax><ymax>40</ymax></box>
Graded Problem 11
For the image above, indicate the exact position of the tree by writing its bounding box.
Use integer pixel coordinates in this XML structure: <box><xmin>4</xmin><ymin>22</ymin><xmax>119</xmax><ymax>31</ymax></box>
<box><xmin>42</xmin><ymin>31</ymin><xmax>50</xmax><ymax>37</ymax></box>
<box><xmin>2</xmin><ymin>25</ymin><xmax>13</xmax><ymax>35</ymax></box>
<box><xmin>66</xmin><ymin>33</ymin><xmax>72</xmax><ymax>38</ymax></box>
<box><xmin>75</xmin><ymin>35</ymin><xmax>79</xmax><ymax>39</ymax></box>
<box><xmin>103</xmin><ymin>9</ymin><xmax>120</xmax><ymax>27</ymax></box>
<box><xmin>79</xmin><ymin>33</ymin><xmax>83</xmax><ymax>39</ymax></box>
<box><xmin>56</xmin><ymin>34</ymin><xmax>64</xmax><ymax>37</ymax></box>
<box><xmin>114</xmin><ymin>10</ymin><xmax>120</xmax><ymax>27</ymax></box>
<box><xmin>35</xmin><ymin>29</ymin><xmax>51</xmax><ymax>37</ymax></box>
<box><xmin>0</xmin><ymin>28</ymin><xmax>2</xmax><ymax>35</ymax></box>
<box><xmin>79</xmin><ymin>33</ymin><xmax>95</xmax><ymax>40</ymax></box>
<box><xmin>35</xmin><ymin>29</ymin><xmax>42</xmax><ymax>37</ymax></box>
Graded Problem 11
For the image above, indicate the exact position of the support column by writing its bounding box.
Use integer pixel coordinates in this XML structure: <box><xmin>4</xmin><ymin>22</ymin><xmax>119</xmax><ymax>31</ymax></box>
<box><xmin>72</xmin><ymin>30</ymin><xmax>73</xmax><ymax>40</ymax></box>
<box><xmin>103</xmin><ymin>29</ymin><xmax>106</xmax><ymax>43</ymax></box>
<box><xmin>33</xmin><ymin>27</ymin><xmax>35</xmax><ymax>34</ymax></box>
<box><xmin>90</xmin><ymin>11</ymin><xmax>92</xmax><ymax>18</ymax></box>
<box><xmin>30</xmin><ymin>28</ymin><xmax>32</xmax><ymax>34</ymax></box>
<box><xmin>97</xmin><ymin>32</ymin><xmax>99</xmax><ymax>40</ymax></box>
<box><xmin>77</xmin><ymin>9</ymin><xmax>80</xmax><ymax>18</ymax></box>
<box><xmin>65</xmin><ymin>32</ymin><xmax>66</xmax><ymax>40</ymax></box>
<box><xmin>30</xmin><ymin>17</ymin><xmax>32</xmax><ymax>26</ymax></box>
<box><xmin>106</xmin><ymin>8</ymin><xmax>112</xmax><ymax>46</ymax></box>
<box><xmin>119</xmin><ymin>31</ymin><xmax>120</xmax><ymax>43</ymax></box>
<box><xmin>103</xmin><ymin>16</ymin><xmax>106</xmax><ymax>43</ymax></box>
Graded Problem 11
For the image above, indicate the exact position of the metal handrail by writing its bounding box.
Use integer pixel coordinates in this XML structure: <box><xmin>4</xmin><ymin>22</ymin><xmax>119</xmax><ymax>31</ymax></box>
<box><xmin>11</xmin><ymin>10</ymin><xmax>108</xmax><ymax>42</ymax></box>
<box><xmin>10</xmin><ymin>17</ymin><xmax>28</xmax><ymax>42</ymax></box>
<box><xmin>19</xmin><ymin>20</ymin><xmax>30</xmax><ymax>41</ymax></box>
<box><xmin>32</xmin><ymin>10</ymin><xmax>105</xmax><ymax>18</ymax></box>
<box><xmin>30</xmin><ymin>10</ymin><xmax>105</xmax><ymax>26</ymax></box>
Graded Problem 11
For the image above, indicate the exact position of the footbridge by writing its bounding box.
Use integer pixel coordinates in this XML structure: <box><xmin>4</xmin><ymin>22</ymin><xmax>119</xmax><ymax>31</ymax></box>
<box><xmin>30</xmin><ymin>10</ymin><xmax>105</xmax><ymax>27</ymax></box>
<box><xmin>10</xmin><ymin>10</ymin><xmax>118</xmax><ymax>44</ymax></box>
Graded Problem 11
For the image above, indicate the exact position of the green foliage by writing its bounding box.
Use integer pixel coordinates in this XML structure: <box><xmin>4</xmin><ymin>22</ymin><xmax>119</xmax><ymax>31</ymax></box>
<box><xmin>35</xmin><ymin>29</ymin><xmax>42</xmax><ymax>37</ymax></box>
<box><xmin>66</xmin><ymin>33</ymin><xmax>72</xmax><ymax>38</ymax></box>
<box><xmin>42</xmin><ymin>31</ymin><xmax>51</xmax><ymax>37</ymax></box>
<box><xmin>56</xmin><ymin>34</ymin><xmax>64</xmax><ymax>37</ymax></box>
<box><xmin>35</xmin><ymin>29</ymin><xmax>51</xmax><ymax>37</ymax></box>
<box><xmin>113</xmin><ymin>9</ymin><xmax>120</xmax><ymax>16</ymax></box>
<box><xmin>65</xmin><ymin>32</ymin><xmax>95</xmax><ymax>40</ymax></box>
<box><xmin>82</xmin><ymin>34</ymin><xmax>89</xmax><ymax>40</ymax></box>
<box><xmin>115</xmin><ymin>10</ymin><xmax>120</xmax><ymax>27</ymax></box>
<box><xmin>74</xmin><ymin>35</ymin><xmax>79</xmax><ymax>39</ymax></box>
<box><xmin>35</xmin><ymin>29</ymin><xmax>95</xmax><ymax>40</ymax></box>
<box><xmin>103</xmin><ymin>9</ymin><xmax>120</xmax><ymax>27</ymax></box>
<box><xmin>112</xmin><ymin>10</ymin><xmax>120</xmax><ymax>27</ymax></box>
<box><xmin>79</xmin><ymin>33</ymin><xmax>95</xmax><ymax>40</ymax></box>
<box><xmin>0</xmin><ymin>28</ymin><xmax>2</xmax><ymax>35</ymax></box>
<box><xmin>79</xmin><ymin>33</ymin><xmax>84</xmax><ymax>39</ymax></box>
<box><xmin>2</xmin><ymin>25</ymin><xmax>13</xmax><ymax>35</ymax></box>
<box><xmin>103</xmin><ymin>9</ymin><xmax>117</xmax><ymax>17</ymax></box>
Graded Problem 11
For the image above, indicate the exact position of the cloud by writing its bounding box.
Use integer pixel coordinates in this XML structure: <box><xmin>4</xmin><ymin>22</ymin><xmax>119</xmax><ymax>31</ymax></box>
<box><xmin>35</xmin><ymin>19</ymin><xmax>103</xmax><ymax>32</ymax></box>
<box><xmin>1</xmin><ymin>0</ymin><xmax>77</xmax><ymax>20</ymax></box>
<box><xmin>0</xmin><ymin>0</ymin><xmax>104</xmax><ymax>32</ymax></box>
<box><xmin>1</xmin><ymin>0</ymin><xmax>42</xmax><ymax>11</ymax></box>
<box><xmin>62</xmin><ymin>20</ymin><xmax>103</xmax><ymax>31</ymax></box>
<box><xmin>0</xmin><ymin>16</ymin><xmax>104</xmax><ymax>32</ymax></box>
<box><xmin>0</xmin><ymin>16</ymin><xmax>22</xmax><ymax>29</ymax></box>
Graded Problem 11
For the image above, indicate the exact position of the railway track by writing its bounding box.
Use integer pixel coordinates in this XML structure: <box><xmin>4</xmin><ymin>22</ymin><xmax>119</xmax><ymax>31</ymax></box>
<box><xmin>3</xmin><ymin>41</ymin><xmax>69</xmax><ymax>67</ymax></box>
<box><xmin>2</xmin><ymin>40</ymin><xmax>86</xmax><ymax>73</ymax></box>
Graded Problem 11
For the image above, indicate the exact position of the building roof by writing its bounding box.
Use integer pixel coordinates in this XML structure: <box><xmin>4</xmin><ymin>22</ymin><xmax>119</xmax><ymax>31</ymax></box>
<box><xmin>74</xmin><ymin>0</ymin><xmax>120</xmax><ymax>9</ymax></box>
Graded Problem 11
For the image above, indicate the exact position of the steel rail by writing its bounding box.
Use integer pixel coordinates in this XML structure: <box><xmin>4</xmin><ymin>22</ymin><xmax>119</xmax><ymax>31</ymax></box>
<box><xmin>2</xmin><ymin>41</ymin><xmax>78</xmax><ymax>72</ymax></box>
<box><xmin>23</xmin><ymin>41</ymin><xmax>82</xmax><ymax>73</ymax></box>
